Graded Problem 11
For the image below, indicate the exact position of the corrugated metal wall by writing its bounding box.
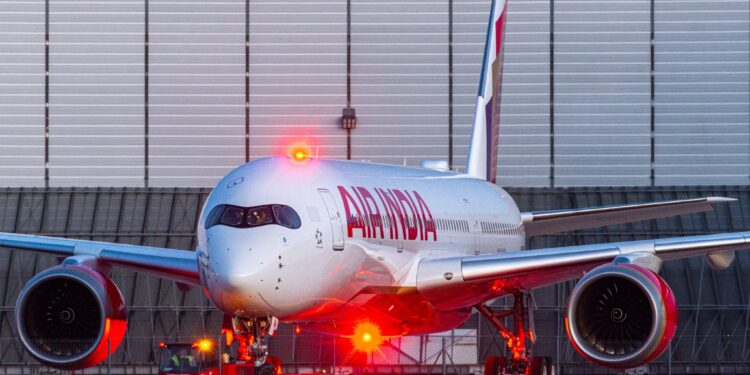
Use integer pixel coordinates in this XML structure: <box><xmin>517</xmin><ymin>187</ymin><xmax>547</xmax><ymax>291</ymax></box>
<box><xmin>655</xmin><ymin>0</ymin><xmax>750</xmax><ymax>185</ymax></box>
<box><xmin>149</xmin><ymin>0</ymin><xmax>246</xmax><ymax>187</ymax></box>
<box><xmin>0</xmin><ymin>0</ymin><xmax>748</xmax><ymax>188</ymax></box>
<box><xmin>351</xmin><ymin>1</ymin><xmax>449</xmax><ymax>165</ymax></box>
<box><xmin>0</xmin><ymin>0</ymin><xmax>45</xmax><ymax>186</ymax></box>
<box><xmin>48</xmin><ymin>1</ymin><xmax>145</xmax><ymax>186</ymax></box>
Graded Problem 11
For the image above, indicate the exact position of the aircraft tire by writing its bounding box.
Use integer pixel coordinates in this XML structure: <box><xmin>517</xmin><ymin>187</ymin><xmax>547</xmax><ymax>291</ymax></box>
<box><xmin>528</xmin><ymin>356</ymin><xmax>553</xmax><ymax>375</ymax></box>
<box><xmin>484</xmin><ymin>355</ymin><xmax>507</xmax><ymax>375</ymax></box>
<box><xmin>255</xmin><ymin>363</ymin><xmax>276</xmax><ymax>375</ymax></box>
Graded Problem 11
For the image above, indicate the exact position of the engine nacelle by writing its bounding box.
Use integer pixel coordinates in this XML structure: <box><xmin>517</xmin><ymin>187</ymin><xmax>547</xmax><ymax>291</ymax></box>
<box><xmin>15</xmin><ymin>265</ymin><xmax>127</xmax><ymax>370</ymax></box>
<box><xmin>565</xmin><ymin>263</ymin><xmax>677</xmax><ymax>369</ymax></box>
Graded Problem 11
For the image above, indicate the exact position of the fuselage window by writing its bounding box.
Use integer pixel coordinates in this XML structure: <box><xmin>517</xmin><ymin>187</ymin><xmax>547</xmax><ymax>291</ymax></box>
<box><xmin>205</xmin><ymin>204</ymin><xmax>302</xmax><ymax>230</ymax></box>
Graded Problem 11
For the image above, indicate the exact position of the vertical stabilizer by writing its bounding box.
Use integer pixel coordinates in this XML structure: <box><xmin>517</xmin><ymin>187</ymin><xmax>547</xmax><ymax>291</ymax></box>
<box><xmin>466</xmin><ymin>0</ymin><xmax>508</xmax><ymax>183</ymax></box>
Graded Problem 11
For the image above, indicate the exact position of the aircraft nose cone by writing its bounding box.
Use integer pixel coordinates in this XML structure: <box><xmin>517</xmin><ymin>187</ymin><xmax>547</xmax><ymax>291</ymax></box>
<box><xmin>203</xmin><ymin>229</ymin><xmax>274</xmax><ymax>316</ymax></box>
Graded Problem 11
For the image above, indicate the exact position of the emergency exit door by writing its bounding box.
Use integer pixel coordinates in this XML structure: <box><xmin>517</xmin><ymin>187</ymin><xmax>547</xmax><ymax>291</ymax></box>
<box><xmin>318</xmin><ymin>189</ymin><xmax>345</xmax><ymax>250</ymax></box>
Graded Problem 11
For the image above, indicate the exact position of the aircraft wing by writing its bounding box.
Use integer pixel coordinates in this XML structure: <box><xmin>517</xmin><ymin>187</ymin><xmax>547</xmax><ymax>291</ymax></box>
<box><xmin>0</xmin><ymin>232</ymin><xmax>199</xmax><ymax>285</ymax></box>
<box><xmin>416</xmin><ymin>231</ymin><xmax>749</xmax><ymax>310</ymax></box>
<box><xmin>521</xmin><ymin>197</ymin><xmax>734</xmax><ymax>236</ymax></box>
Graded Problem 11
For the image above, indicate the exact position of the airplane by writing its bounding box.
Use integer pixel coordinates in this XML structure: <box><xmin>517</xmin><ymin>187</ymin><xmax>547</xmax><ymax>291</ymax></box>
<box><xmin>0</xmin><ymin>0</ymin><xmax>747</xmax><ymax>374</ymax></box>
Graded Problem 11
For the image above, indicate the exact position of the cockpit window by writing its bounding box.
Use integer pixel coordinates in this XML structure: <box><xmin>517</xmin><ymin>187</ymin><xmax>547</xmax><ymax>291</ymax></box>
<box><xmin>205</xmin><ymin>204</ymin><xmax>301</xmax><ymax>230</ymax></box>
<box><xmin>248</xmin><ymin>206</ymin><xmax>273</xmax><ymax>226</ymax></box>
<box><xmin>272</xmin><ymin>205</ymin><xmax>302</xmax><ymax>229</ymax></box>
<box><xmin>220</xmin><ymin>206</ymin><xmax>245</xmax><ymax>226</ymax></box>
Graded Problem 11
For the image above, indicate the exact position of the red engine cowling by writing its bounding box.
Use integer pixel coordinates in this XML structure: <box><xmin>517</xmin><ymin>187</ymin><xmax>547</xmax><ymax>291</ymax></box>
<box><xmin>15</xmin><ymin>265</ymin><xmax>127</xmax><ymax>370</ymax></box>
<box><xmin>565</xmin><ymin>263</ymin><xmax>677</xmax><ymax>369</ymax></box>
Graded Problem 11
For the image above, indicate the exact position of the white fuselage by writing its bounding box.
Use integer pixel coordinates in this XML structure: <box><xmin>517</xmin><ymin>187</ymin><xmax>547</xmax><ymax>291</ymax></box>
<box><xmin>197</xmin><ymin>157</ymin><xmax>525</xmax><ymax>336</ymax></box>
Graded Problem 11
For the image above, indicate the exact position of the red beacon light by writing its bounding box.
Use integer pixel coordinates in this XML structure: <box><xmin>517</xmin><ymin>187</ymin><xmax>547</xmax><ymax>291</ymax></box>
<box><xmin>286</xmin><ymin>141</ymin><xmax>316</xmax><ymax>164</ymax></box>
<box><xmin>348</xmin><ymin>321</ymin><xmax>384</xmax><ymax>353</ymax></box>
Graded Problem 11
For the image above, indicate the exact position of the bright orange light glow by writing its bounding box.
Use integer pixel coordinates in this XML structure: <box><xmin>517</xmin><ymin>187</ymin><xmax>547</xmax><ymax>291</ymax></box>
<box><xmin>159</xmin><ymin>341</ymin><xmax>167</xmax><ymax>348</ymax></box>
<box><xmin>287</xmin><ymin>141</ymin><xmax>314</xmax><ymax>164</ymax></box>
<box><xmin>222</xmin><ymin>328</ymin><xmax>234</xmax><ymax>347</ymax></box>
<box><xmin>349</xmin><ymin>322</ymin><xmax>383</xmax><ymax>353</ymax></box>
<box><xmin>194</xmin><ymin>339</ymin><xmax>213</xmax><ymax>352</ymax></box>
<box><xmin>294</xmin><ymin>325</ymin><xmax>301</xmax><ymax>335</ymax></box>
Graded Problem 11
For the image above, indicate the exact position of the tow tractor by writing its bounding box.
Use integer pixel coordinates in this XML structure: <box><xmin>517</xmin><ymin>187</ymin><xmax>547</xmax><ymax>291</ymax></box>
<box><xmin>157</xmin><ymin>337</ymin><xmax>280</xmax><ymax>375</ymax></box>
<box><xmin>158</xmin><ymin>340</ymin><xmax>225</xmax><ymax>375</ymax></box>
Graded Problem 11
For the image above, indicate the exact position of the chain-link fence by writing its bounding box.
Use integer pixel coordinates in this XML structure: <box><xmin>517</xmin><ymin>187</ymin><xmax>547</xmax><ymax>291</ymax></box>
<box><xmin>2</xmin><ymin>332</ymin><xmax>750</xmax><ymax>374</ymax></box>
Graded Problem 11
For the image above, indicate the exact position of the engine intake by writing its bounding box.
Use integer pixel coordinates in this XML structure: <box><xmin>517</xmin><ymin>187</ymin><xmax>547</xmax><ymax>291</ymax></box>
<box><xmin>565</xmin><ymin>263</ymin><xmax>677</xmax><ymax>369</ymax></box>
<box><xmin>15</xmin><ymin>265</ymin><xmax>127</xmax><ymax>370</ymax></box>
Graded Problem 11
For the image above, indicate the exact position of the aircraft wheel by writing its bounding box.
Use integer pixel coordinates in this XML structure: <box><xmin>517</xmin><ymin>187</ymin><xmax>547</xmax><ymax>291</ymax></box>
<box><xmin>265</xmin><ymin>355</ymin><xmax>281</xmax><ymax>374</ymax></box>
<box><xmin>255</xmin><ymin>363</ymin><xmax>276</xmax><ymax>375</ymax></box>
<box><xmin>484</xmin><ymin>355</ymin><xmax>507</xmax><ymax>375</ymax></box>
<box><xmin>527</xmin><ymin>357</ymin><xmax>552</xmax><ymax>375</ymax></box>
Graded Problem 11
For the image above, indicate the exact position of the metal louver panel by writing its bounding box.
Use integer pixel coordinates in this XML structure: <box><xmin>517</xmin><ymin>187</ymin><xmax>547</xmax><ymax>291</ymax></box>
<box><xmin>148</xmin><ymin>0</ymin><xmax>246</xmax><ymax>187</ymax></box>
<box><xmin>0</xmin><ymin>1</ymin><xmax>45</xmax><ymax>186</ymax></box>
<box><xmin>48</xmin><ymin>1</ymin><xmax>145</xmax><ymax>186</ymax></box>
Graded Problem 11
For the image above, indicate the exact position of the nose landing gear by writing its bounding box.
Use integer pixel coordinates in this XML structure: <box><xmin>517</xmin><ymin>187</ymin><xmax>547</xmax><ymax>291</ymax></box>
<box><xmin>224</xmin><ymin>316</ymin><xmax>281</xmax><ymax>374</ymax></box>
<box><xmin>476</xmin><ymin>293</ymin><xmax>554</xmax><ymax>375</ymax></box>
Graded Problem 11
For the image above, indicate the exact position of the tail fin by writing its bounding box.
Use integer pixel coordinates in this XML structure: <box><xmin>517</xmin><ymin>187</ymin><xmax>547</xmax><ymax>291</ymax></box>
<box><xmin>466</xmin><ymin>0</ymin><xmax>508</xmax><ymax>184</ymax></box>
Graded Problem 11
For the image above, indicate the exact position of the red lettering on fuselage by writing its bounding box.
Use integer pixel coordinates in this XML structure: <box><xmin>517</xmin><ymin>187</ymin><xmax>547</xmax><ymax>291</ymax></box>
<box><xmin>337</xmin><ymin>186</ymin><xmax>367</xmax><ymax>238</ymax></box>
<box><xmin>381</xmin><ymin>189</ymin><xmax>406</xmax><ymax>240</ymax></box>
<box><xmin>336</xmin><ymin>185</ymin><xmax>437</xmax><ymax>242</ymax></box>
<box><xmin>413</xmin><ymin>191</ymin><xmax>437</xmax><ymax>241</ymax></box>
<box><xmin>352</xmin><ymin>187</ymin><xmax>371</xmax><ymax>238</ymax></box>
<box><xmin>356</xmin><ymin>186</ymin><xmax>384</xmax><ymax>239</ymax></box>
<box><xmin>391</xmin><ymin>190</ymin><xmax>419</xmax><ymax>241</ymax></box>
<box><xmin>375</xmin><ymin>189</ymin><xmax>397</xmax><ymax>240</ymax></box>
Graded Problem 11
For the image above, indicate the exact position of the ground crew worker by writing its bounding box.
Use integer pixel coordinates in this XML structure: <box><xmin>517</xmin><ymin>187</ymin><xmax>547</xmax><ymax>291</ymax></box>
<box><xmin>171</xmin><ymin>348</ymin><xmax>195</xmax><ymax>370</ymax></box>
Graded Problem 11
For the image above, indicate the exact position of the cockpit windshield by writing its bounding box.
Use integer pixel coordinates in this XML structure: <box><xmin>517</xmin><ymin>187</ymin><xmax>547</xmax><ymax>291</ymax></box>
<box><xmin>248</xmin><ymin>206</ymin><xmax>274</xmax><ymax>226</ymax></box>
<box><xmin>206</xmin><ymin>204</ymin><xmax>301</xmax><ymax>230</ymax></box>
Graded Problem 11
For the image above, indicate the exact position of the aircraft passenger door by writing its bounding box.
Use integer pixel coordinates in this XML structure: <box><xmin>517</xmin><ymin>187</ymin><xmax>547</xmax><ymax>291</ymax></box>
<box><xmin>318</xmin><ymin>189</ymin><xmax>345</xmax><ymax>251</ymax></box>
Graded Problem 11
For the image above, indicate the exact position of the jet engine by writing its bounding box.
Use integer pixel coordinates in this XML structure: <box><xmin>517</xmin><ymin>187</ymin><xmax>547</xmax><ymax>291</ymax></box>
<box><xmin>565</xmin><ymin>263</ymin><xmax>677</xmax><ymax>369</ymax></box>
<box><xmin>15</xmin><ymin>265</ymin><xmax>127</xmax><ymax>370</ymax></box>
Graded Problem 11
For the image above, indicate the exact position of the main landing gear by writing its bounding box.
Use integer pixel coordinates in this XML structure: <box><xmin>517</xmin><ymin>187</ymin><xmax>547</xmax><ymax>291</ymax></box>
<box><xmin>225</xmin><ymin>316</ymin><xmax>282</xmax><ymax>375</ymax></box>
<box><xmin>476</xmin><ymin>293</ymin><xmax>554</xmax><ymax>375</ymax></box>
